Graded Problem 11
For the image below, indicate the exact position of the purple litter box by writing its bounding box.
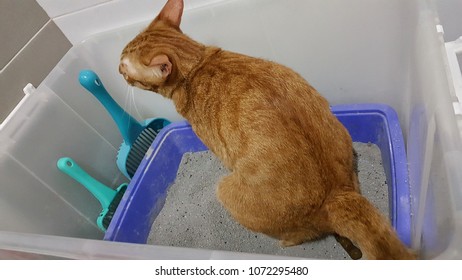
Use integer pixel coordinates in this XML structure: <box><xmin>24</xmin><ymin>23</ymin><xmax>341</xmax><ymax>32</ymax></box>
<box><xmin>104</xmin><ymin>103</ymin><xmax>411</xmax><ymax>247</ymax></box>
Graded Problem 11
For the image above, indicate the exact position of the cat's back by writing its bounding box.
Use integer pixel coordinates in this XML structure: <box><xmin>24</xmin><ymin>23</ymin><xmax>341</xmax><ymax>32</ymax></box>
<box><xmin>187</xmin><ymin>48</ymin><xmax>354</xmax><ymax>187</ymax></box>
<box><xmin>191</xmin><ymin>49</ymin><xmax>334</xmax><ymax>130</ymax></box>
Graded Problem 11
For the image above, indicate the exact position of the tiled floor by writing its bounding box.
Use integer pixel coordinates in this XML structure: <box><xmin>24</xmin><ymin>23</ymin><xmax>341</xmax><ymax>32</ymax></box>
<box><xmin>0</xmin><ymin>1</ymin><xmax>71</xmax><ymax>123</ymax></box>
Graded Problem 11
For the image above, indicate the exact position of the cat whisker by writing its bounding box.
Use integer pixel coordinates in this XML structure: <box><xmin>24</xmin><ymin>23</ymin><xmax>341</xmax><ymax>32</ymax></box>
<box><xmin>124</xmin><ymin>84</ymin><xmax>134</xmax><ymax>129</ymax></box>
<box><xmin>131</xmin><ymin>86</ymin><xmax>144</xmax><ymax>120</ymax></box>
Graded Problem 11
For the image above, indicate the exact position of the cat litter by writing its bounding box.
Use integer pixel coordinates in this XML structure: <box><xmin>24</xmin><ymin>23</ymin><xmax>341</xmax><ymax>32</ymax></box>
<box><xmin>104</xmin><ymin>104</ymin><xmax>411</xmax><ymax>259</ymax></box>
<box><xmin>147</xmin><ymin>146</ymin><xmax>388</xmax><ymax>260</ymax></box>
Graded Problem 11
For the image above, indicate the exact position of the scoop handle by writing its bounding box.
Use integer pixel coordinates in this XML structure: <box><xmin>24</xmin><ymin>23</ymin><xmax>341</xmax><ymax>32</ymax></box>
<box><xmin>79</xmin><ymin>69</ymin><xmax>143</xmax><ymax>146</ymax></box>
<box><xmin>57</xmin><ymin>157</ymin><xmax>115</xmax><ymax>209</ymax></box>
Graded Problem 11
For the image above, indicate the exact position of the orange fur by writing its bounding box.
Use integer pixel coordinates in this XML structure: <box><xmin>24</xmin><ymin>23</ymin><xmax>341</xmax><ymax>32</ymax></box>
<box><xmin>119</xmin><ymin>0</ymin><xmax>415</xmax><ymax>260</ymax></box>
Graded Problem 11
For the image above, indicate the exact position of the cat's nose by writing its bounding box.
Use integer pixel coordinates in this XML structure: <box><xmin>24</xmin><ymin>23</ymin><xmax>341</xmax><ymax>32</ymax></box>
<box><xmin>119</xmin><ymin>62</ymin><xmax>127</xmax><ymax>75</ymax></box>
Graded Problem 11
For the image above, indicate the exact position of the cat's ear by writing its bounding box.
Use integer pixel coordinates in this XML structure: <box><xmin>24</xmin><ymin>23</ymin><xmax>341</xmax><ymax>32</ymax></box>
<box><xmin>157</xmin><ymin>0</ymin><xmax>184</xmax><ymax>28</ymax></box>
<box><xmin>149</xmin><ymin>54</ymin><xmax>172</xmax><ymax>78</ymax></box>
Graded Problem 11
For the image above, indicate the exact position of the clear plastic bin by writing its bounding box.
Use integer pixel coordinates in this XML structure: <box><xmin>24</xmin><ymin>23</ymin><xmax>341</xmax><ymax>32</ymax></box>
<box><xmin>0</xmin><ymin>0</ymin><xmax>461</xmax><ymax>259</ymax></box>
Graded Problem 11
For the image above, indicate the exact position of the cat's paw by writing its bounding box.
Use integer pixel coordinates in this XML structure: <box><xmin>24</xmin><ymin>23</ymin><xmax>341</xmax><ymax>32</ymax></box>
<box><xmin>279</xmin><ymin>239</ymin><xmax>302</xmax><ymax>248</ymax></box>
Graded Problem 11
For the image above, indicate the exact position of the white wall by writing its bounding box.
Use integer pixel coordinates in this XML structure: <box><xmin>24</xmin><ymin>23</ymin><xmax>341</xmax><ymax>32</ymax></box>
<box><xmin>36</xmin><ymin>0</ymin><xmax>229</xmax><ymax>44</ymax></box>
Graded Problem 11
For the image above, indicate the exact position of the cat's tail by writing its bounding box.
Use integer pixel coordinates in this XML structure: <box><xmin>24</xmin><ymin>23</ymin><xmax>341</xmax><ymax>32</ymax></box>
<box><xmin>324</xmin><ymin>189</ymin><xmax>416</xmax><ymax>260</ymax></box>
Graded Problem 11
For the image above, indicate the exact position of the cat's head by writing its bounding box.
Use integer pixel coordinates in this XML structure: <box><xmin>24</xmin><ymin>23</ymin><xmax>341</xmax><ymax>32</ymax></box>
<box><xmin>119</xmin><ymin>0</ymin><xmax>187</xmax><ymax>93</ymax></box>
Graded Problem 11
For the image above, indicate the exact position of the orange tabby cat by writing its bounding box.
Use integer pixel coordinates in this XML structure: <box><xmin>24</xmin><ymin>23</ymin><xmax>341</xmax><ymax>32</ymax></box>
<box><xmin>119</xmin><ymin>0</ymin><xmax>415</xmax><ymax>259</ymax></box>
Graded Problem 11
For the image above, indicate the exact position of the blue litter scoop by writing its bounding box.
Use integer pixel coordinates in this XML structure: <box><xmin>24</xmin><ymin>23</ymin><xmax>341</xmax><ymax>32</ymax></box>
<box><xmin>79</xmin><ymin>70</ymin><xmax>170</xmax><ymax>178</ymax></box>
<box><xmin>57</xmin><ymin>157</ymin><xmax>127</xmax><ymax>232</ymax></box>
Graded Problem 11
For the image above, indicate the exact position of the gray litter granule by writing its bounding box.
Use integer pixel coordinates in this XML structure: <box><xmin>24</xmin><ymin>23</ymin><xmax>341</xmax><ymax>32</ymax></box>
<box><xmin>148</xmin><ymin>142</ymin><xmax>389</xmax><ymax>259</ymax></box>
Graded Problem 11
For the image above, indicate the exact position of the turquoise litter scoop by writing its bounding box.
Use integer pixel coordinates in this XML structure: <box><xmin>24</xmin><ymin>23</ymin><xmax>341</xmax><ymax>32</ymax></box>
<box><xmin>57</xmin><ymin>157</ymin><xmax>127</xmax><ymax>232</ymax></box>
<box><xmin>79</xmin><ymin>70</ymin><xmax>170</xmax><ymax>178</ymax></box>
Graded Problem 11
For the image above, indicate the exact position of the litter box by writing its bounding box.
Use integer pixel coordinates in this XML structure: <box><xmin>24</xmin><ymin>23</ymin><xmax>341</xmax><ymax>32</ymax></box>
<box><xmin>104</xmin><ymin>103</ymin><xmax>411</xmax><ymax>248</ymax></box>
